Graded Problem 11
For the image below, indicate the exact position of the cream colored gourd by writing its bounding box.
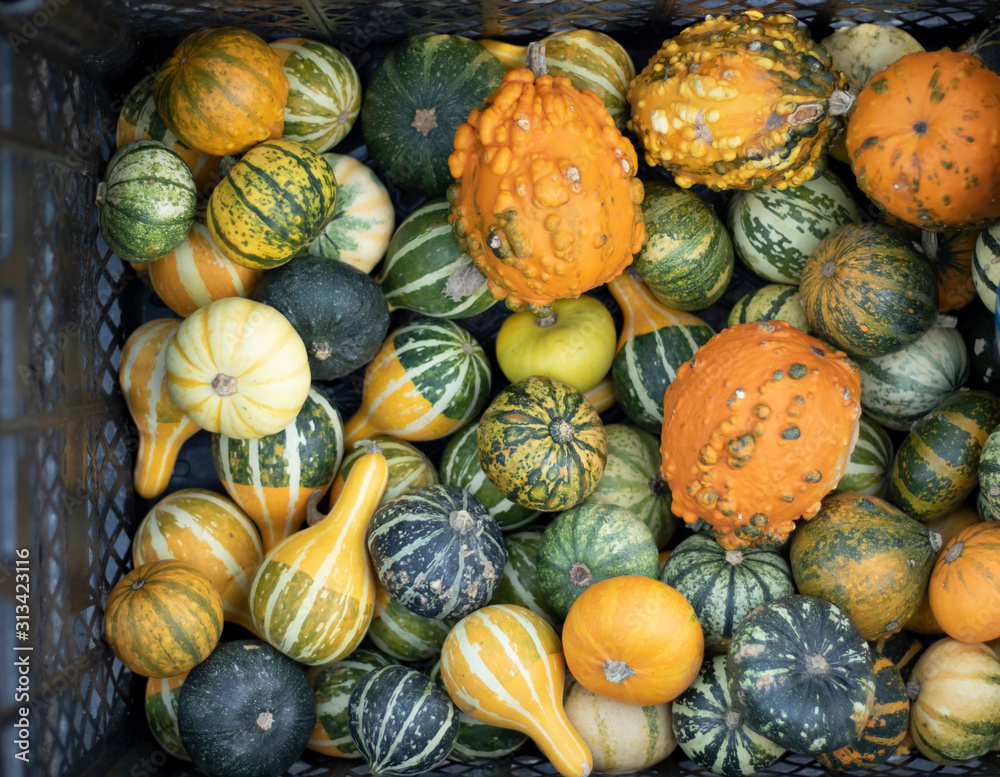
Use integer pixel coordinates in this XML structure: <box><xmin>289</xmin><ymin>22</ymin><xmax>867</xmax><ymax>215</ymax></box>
<box><xmin>440</xmin><ymin>604</ymin><xmax>593</xmax><ymax>777</ymax></box>
<box><xmin>248</xmin><ymin>442</ymin><xmax>388</xmax><ymax>665</ymax></box>
<box><xmin>120</xmin><ymin>319</ymin><xmax>200</xmax><ymax>499</ymax></box>
<box><xmin>165</xmin><ymin>297</ymin><xmax>311</xmax><ymax>439</ymax></box>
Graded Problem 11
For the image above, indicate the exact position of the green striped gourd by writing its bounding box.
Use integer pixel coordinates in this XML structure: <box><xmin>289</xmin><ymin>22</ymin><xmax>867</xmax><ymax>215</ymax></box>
<box><xmin>368</xmin><ymin>579</ymin><xmax>451</xmax><ymax>662</ymax></box>
<box><xmin>661</xmin><ymin>533</ymin><xmax>795</xmax><ymax>654</ymax></box>
<box><xmin>145</xmin><ymin>673</ymin><xmax>190</xmax><ymax>761</ymax></box>
<box><xmin>307</xmin><ymin>154</ymin><xmax>395</xmax><ymax>273</ymax></box>
<box><xmin>97</xmin><ymin>139</ymin><xmax>197</xmax><ymax>263</ymax></box>
<box><xmin>583</xmin><ymin>424</ymin><xmax>676</xmax><ymax>548</ymax></box>
<box><xmin>727</xmin><ymin>284</ymin><xmax>810</xmax><ymax>333</ymax></box>
<box><xmin>965</xmin><ymin>305</ymin><xmax>1000</xmax><ymax>392</ymax></box>
<box><xmin>833</xmin><ymin>415</ymin><xmax>894</xmax><ymax>498</ymax></box>
<box><xmin>979</xmin><ymin>487</ymin><xmax>999</xmax><ymax>521</ymax></box>
<box><xmin>672</xmin><ymin>655</ymin><xmax>786</xmax><ymax>776</ymax></box>
<box><xmin>307</xmin><ymin>648</ymin><xmax>398</xmax><ymax>757</ymax></box>
<box><xmin>973</xmin><ymin>221</ymin><xmax>1000</xmax><ymax>312</ymax></box>
<box><xmin>427</xmin><ymin>659</ymin><xmax>528</xmax><ymax>762</ymax></box>
<box><xmin>979</xmin><ymin>426</ymin><xmax>1000</xmax><ymax>519</ymax></box>
<box><xmin>728</xmin><ymin>170</ymin><xmax>859</xmax><ymax>285</ymax></box>
<box><xmin>608</xmin><ymin>268</ymin><xmax>714</xmax><ymax>433</ymax></box>
<box><xmin>326</xmin><ymin>434</ymin><xmax>438</xmax><ymax>515</ymax></box>
<box><xmin>378</xmin><ymin>199</ymin><xmax>495</xmax><ymax>318</ymax></box>
<box><xmin>855</xmin><ymin>326</ymin><xmax>969</xmax><ymax>431</ymax></box>
<box><xmin>631</xmin><ymin>181</ymin><xmax>734</xmax><ymax>312</ymax></box>
<box><xmin>890</xmin><ymin>389</ymin><xmax>1000</xmax><ymax>522</ymax></box>
<box><xmin>348</xmin><ymin>665</ymin><xmax>459</xmax><ymax>776</ymax></box>
<box><xmin>870</xmin><ymin>631</ymin><xmax>925</xmax><ymax>683</ymax></box>
<box><xmin>491</xmin><ymin>530</ymin><xmax>560</xmax><ymax>628</ymax></box>
<box><xmin>212</xmin><ymin>386</ymin><xmax>344</xmax><ymax>552</ymax></box>
<box><xmin>440</xmin><ymin>422</ymin><xmax>540</xmax><ymax>530</ymax></box>
<box><xmin>270</xmin><ymin>38</ymin><xmax>362</xmax><ymax>153</ymax></box>
<box><xmin>961</xmin><ymin>24</ymin><xmax>1000</xmax><ymax>74</ymax></box>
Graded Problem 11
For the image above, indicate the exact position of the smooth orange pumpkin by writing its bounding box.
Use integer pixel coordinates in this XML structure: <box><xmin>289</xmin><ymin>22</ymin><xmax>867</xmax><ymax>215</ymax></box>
<box><xmin>929</xmin><ymin>522</ymin><xmax>1000</xmax><ymax>642</ymax></box>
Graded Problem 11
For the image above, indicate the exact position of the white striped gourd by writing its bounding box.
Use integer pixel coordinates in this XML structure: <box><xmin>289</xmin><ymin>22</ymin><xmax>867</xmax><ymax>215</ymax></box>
<box><xmin>324</xmin><ymin>435</ymin><xmax>437</xmax><ymax>516</ymax></box>
<box><xmin>119</xmin><ymin>319</ymin><xmax>199</xmax><ymax>500</ymax></box>
<box><xmin>834</xmin><ymin>415</ymin><xmax>894</xmax><ymax>498</ymax></box>
<box><xmin>974</xmin><ymin>221</ymin><xmax>1000</xmax><ymax>312</ymax></box>
<box><xmin>145</xmin><ymin>673</ymin><xmax>190</xmax><ymax>761</ymax></box>
<box><xmin>248</xmin><ymin>442</ymin><xmax>387</xmax><ymax>665</ymax></box>
<box><xmin>491</xmin><ymin>530</ymin><xmax>560</xmax><ymax>628</ymax></box>
<box><xmin>133</xmin><ymin>489</ymin><xmax>264</xmax><ymax>633</ymax></box>
<box><xmin>368</xmin><ymin>578</ymin><xmax>451</xmax><ymax>661</ymax></box>
<box><xmin>727</xmin><ymin>283</ymin><xmax>811</xmax><ymax>333</ymax></box>
<box><xmin>440</xmin><ymin>604</ymin><xmax>593</xmax><ymax>777</ymax></box>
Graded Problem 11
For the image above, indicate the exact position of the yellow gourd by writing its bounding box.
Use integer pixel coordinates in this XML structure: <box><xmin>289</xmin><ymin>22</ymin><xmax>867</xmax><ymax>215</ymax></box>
<box><xmin>440</xmin><ymin>604</ymin><xmax>593</xmax><ymax>777</ymax></box>
<box><xmin>248</xmin><ymin>441</ymin><xmax>388</xmax><ymax>665</ymax></box>
<box><xmin>119</xmin><ymin>319</ymin><xmax>200</xmax><ymax>499</ymax></box>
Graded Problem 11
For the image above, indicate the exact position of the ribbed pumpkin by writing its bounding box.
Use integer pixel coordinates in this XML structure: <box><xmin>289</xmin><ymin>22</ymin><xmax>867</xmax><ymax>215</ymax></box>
<box><xmin>478</xmin><ymin>376</ymin><xmax>607</xmax><ymax>512</ymax></box>
<box><xmin>789</xmin><ymin>493</ymin><xmax>941</xmax><ymax>641</ymax></box>
<box><xmin>447</xmin><ymin>66</ymin><xmax>646</xmax><ymax>317</ymax></box>
<box><xmin>800</xmin><ymin>223</ymin><xmax>938</xmax><ymax>358</ymax></box>
<box><xmin>491</xmin><ymin>530</ymin><xmax>560</xmax><ymax>628</ymax></box>
<box><xmin>166</xmin><ymin>297</ymin><xmax>311</xmax><ymax>440</ymax></box>
<box><xmin>608</xmin><ymin>268</ymin><xmax>714</xmax><ymax>434</ymax></box>
<box><xmin>328</xmin><ymin>435</ymin><xmax>438</xmax><ymax>513</ymax></box>
<box><xmin>145</xmin><ymin>673</ymin><xmax>190</xmax><ymax>761</ymax></box>
<box><xmin>104</xmin><ymin>560</ymin><xmax>223</xmax><ymax>678</ymax></box>
<box><xmin>660</xmin><ymin>533</ymin><xmax>795</xmax><ymax>653</ymax></box>
<box><xmin>660</xmin><ymin>321</ymin><xmax>862</xmax><ymax>550</ymax></box>
<box><xmin>133</xmin><ymin>489</ymin><xmax>264</xmax><ymax>633</ymax></box>
<box><xmin>153</xmin><ymin>27</ymin><xmax>289</xmax><ymax>157</ymax></box>
<box><xmin>212</xmin><ymin>386</ymin><xmax>344</xmax><ymax>551</ymax></box>
<box><xmin>929</xmin><ymin>522</ymin><xmax>1000</xmax><ymax>643</ymax></box>
<box><xmin>440</xmin><ymin>604</ymin><xmax>593</xmax><ymax>777</ymax></box>
<box><xmin>833</xmin><ymin>415</ymin><xmax>894</xmax><ymax>498</ymax></box>
<box><xmin>628</xmin><ymin>11</ymin><xmax>851</xmax><ymax>191</ymax></box>
<box><xmin>973</xmin><ymin>220</ymin><xmax>1000</xmax><ymax>313</ymax></box>
<box><xmin>847</xmin><ymin>51</ymin><xmax>1000</xmax><ymax>231</ymax></box>
<box><xmin>727</xmin><ymin>284</ymin><xmax>810</xmax><ymax>334</ymax></box>
<box><xmin>343</xmin><ymin>318</ymin><xmax>491</xmax><ymax>446</ymax></box>
<box><xmin>367</xmin><ymin>485</ymin><xmax>507</xmax><ymax>620</ymax></box>
<box><xmin>368</xmin><ymin>579</ymin><xmax>451</xmax><ymax>662</ymax></box>
<box><xmin>119</xmin><ymin>319</ymin><xmax>199</xmax><ymax>500</ymax></box>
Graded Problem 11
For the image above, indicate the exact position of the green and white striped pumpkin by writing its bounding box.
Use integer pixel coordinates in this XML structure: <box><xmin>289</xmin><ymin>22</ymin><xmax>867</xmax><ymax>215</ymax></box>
<box><xmin>631</xmin><ymin>181</ymin><xmax>734</xmax><ymax>312</ymax></box>
<box><xmin>97</xmin><ymin>139</ymin><xmax>197</xmax><ymax>263</ymax></box>
<box><xmin>855</xmin><ymin>326</ymin><xmax>969</xmax><ymax>431</ymax></box>
<box><xmin>145</xmin><ymin>674</ymin><xmax>190</xmax><ymax>761</ymax></box>
<box><xmin>833</xmin><ymin>415</ymin><xmax>894</xmax><ymax>498</ymax></box>
<box><xmin>979</xmin><ymin>487</ymin><xmax>1000</xmax><ymax>521</ymax></box>
<box><xmin>440</xmin><ymin>422</ymin><xmax>540</xmax><ymax>530</ymax></box>
<box><xmin>348</xmin><ymin>665</ymin><xmax>459</xmax><ymax>776</ymax></box>
<box><xmin>368</xmin><ymin>581</ymin><xmax>451</xmax><ymax>662</ymax></box>
<box><xmin>490</xmin><ymin>530</ymin><xmax>560</xmax><ymax>628</ymax></box>
<box><xmin>305</xmin><ymin>154</ymin><xmax>394</xmax><ymax>273</ymax></box>
<box><xmin>583</xmin><ymin>424</ymin><xmax>676</xmax><ymax>548</ymax></box>
<box><xmin>973</xmin><ymin>221</ymin><xmax>1000</xmax><ymax>313</ymax></box>
<box><xmin>308</xmin><ymin>648</ymin><xmax>398</xmax><ymax>757</ymax></box>
<box><xmin>726</xmin><ymin>284</ymin><xmax>810</xmax><ymax>333</ymax></box>
<box><xmin>978</xmin><ymin>426</ymin><xmax>1000</xmax><ymax>520</ymax></box>
<box><xmin>660</xmin><ymin>533</ymin><xmax>795</xmax><ymax>654</ymax></box>
<box><xmin>328</xmin><ymin>434</ymin><xmax>438</xmax><ymax>514</ymax></box>
<box><xmin>378</xmin><ymin>199</ymin><xmax>495</xmax><ymax>319</ymax></box>
<box><xmin>427</xmin><ymin>659</ymin><xmax>527</xmax><ymax>762</ymax></box>
<box><xmin>270</xmin><ymin>38</ymin><xmax>362</xmax><ymax>153</ymax></box>
<box><xmin>672</xmin><ymin>655</ymin><xmax>786</xmax><ymax>776</ymax></box>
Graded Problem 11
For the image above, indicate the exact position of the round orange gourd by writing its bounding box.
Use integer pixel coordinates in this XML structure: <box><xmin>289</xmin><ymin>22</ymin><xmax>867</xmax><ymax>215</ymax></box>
<box><xmin>847</xmin><ymin>51</ymin><xmax>1000</xmax><ymax>231</ymax></box>
<box><xmin>562</xmin><ymin>575</ymin><xmax>703</xmax><ymax>706</ymax></box>
<box><xmin>929</xmin><ymin>522</ymin><xmax>1000</xmax><ymax>642</ymax></box>
<box><xmin>660</xmin><ymin>321</ymin><xmax>862</xmax><ymax>550</ymax></box>
<box><xmin>447</xmin><ymin>64</ymin><xmax>646</xmax><ymax>317</ymax></box>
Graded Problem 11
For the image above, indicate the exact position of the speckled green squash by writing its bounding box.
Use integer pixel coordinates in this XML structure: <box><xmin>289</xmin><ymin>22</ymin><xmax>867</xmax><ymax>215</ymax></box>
<box><xmin>631</xmin><ymin>181</ymin><xmax>734</xmax><ymax>312</ymax></box>
<box><xmin>855</xmin><ymin>326</ymin><xmax>969</xmax><ymax>432</ymax></box>
<box><xmin>661</xmin><ymin>533</ymin><xmax>795</xmax><ymax>654</ymax></box>
<box><xmin>973</xmin><ymin>221</ymin><xmax>1000</xmax><ymax>313</ymax></box>
<box><xmin>870</xmin><ymin>631</ymin><xmax>925</xmax><ymax>683</ymax></box>
<box><xmin>329</xmin><ymin>435</ymin><xmax>438</xmax><ymax>512</ymax></box>
<box><xmin>979</xmin><ymin>426</ymin><xmax>1000</xmax><ymax>520</ymax></box>
<box><xmin>583</xmin><ymin>424</ymin><xmax>676</xmax><ymax>548</ymax></box>
<box><xmin>728</xmin><ymin>171</ymin><xmax>859</xmax><ymax>285</ymax></box>
<box><xmin>368</xmin><ymin>582</ymin><xmax>451</xmax><ymax>662</ymax></box>
<box><xmin>964</xmin><ymin>305</ymin><xmax>1000</xmax><ymax>392</ymax></box>
<box><xmin>834</xmin><ymin>415</ymin><xmax>894</xmax><ymax>498</ymax></box>
<box><xmin>726</xmin><ymin>284</ymin><xmax>810</xmax><ymax>333</ymax></box>
<box><xmin>727</xmin><ymin>595</ymin><xmax>876</xmax><ymax>755</ymax></box>
<box><xmin>145</xmin><ymin>674</ymin><xmax>190</xmax><ymax>761</ymax></box>
<box><xmin>490</xmin><ymin>530</ymin><xmax>560</xmax><ymax>628</ymax></box>
<box><xmin>672</xmin><ymin>655</ymin><xmax>786</xmax><ymax>776</ymax></box>
<box><xmin>537</xmin><ymin>502</ymin><xmax>659</xmax><ymax>619</ymax></box>
<box><xmin>890</xmin><ymin>389</ymin><xmax>1000</xmax><ymax>522</ymax></box>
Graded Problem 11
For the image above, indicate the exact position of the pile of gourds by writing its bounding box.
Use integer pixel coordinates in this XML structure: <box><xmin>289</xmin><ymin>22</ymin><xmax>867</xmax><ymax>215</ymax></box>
<box><xmin>98</xmin><ymin>10</ymin><xmax>1000</xmax><ymax>777</ymax></box>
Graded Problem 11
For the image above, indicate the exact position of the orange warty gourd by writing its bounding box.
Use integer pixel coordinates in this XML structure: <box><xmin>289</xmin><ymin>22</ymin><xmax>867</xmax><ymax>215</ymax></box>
<box><xmin>447</xmin><ymin>63</ymin><xmax>646</xmax><ymax>317</ymax></box>
<box><xmin>929</xmin><ymin>522</ymin><xmax>1000</xmax><ymax>643</ymax></box>
<box><xmin>561</xmin><ymin>575</ymin><xmax>704</xmax><ymax>706</ymax></box>
<box><xmin>660</xmin><ymin>321</ymin><xmax>862</xmax><ymax>549</ymax></box>
<box><xmin>847</xmin><ymin>51</ymin><xmax>1000</xmax><ymax>231</ymax></box>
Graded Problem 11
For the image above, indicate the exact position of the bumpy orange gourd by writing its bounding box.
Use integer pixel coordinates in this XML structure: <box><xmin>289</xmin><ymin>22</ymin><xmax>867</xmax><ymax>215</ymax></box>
<box><xmin>447</xmin><ymin>66</ymin><xmax>646</xmax><ymax>317</ymax></box>
<box><xmin>628</xmin><ymin>11</ymin><xmax>852</xmax><ymax>191</ymax></box>
<box><xmin>847</xmin><ymin>51</ymin><xmax>1000</xmax><ymax>231</ymax></box>
<box><xmin>660</xmin><ymin>321</ymin><xmax>862</xmax><ymax>549</ymax></box>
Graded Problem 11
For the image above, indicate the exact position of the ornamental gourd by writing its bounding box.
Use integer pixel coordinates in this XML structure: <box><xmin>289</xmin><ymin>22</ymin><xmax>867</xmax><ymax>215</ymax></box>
<box><xmin>929</xmin><ymin>522</ymin><xmax>1000</xmax><ymax>643</ymax></box>
<box><xmin>660</xmin><ymin>321</ymin><xmax>862</xmax><ymax>550</ymax></box>
<box><xmin>447</xmin><ymin>59</ymin><xmax>646</xmax><ymax>317</ymax></box>
<box><xmin>627</xmin><ymin>11</ymin><xmax>851</xmax><ymax>191</ymax></box>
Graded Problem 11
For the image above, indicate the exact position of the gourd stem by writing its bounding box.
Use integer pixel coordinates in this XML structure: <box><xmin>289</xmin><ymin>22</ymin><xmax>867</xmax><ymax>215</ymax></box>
<box><xmin>536</xmin><ymin>313</ymin><xmax>558</xmax><ymax>328</ymax></box>
<box><xmin>256</xmin><ymin>711</ymin><xmax>273</xmax><ymax>731</ymax></box>
<box><xmin>928</xmin><ymin>531</ymin><xmax>942</xmax><ymax>554</ymax></box>
<box><xmin>906</xmin><ymin>678</ymin><xmax>921</xmax><ymax>702</ymax></box>
<box><xmin>305</xmin><ymin>489</ymin><xmax>326</xmax><ymax>527</ymax></box>
<box><xmin>723</xmin><ymin>709</ymin><xmax>744</xmax><ymax>731</ymax></box>
<box><xmin>804</xmin><ymin>653</ymin><xmax>829</xmax><ymax>676</ymax></box>
<box><xmin>354</xmin><ymin>439</ymin><xmax>385</xmax><ymax>457</ymax></box>
<box><xmin>603</xmin><ymin>659</ymin><xmax>636</xmax><ymax>684</ymax></box>
<box><xmin>220</xmin><ymin>155</ymin><xmax>238</xmax><ymax>176</ymax></box>
<box><xmin>569</xmin><ymin>562</ymin><xmax>593</xmax><ymax>588</ymax></box>
<box><xmin>921</xmin><ymin>229</ymin><xmax>939</xmax><ymax>260</ymax></box>
<box><xmin>449</xmin><ymin>509</ymin><xmax>476</xmax><ymax>534</ymax></box>
<box><xmin>526</xmin><ymin>42</ymin><xmax>547</xmax><ymax>78</ymax></box>
<box><xmin>829</xmin><ymin>89</ymin><xmax>855</xmax><ymax>117</ymax></box>
<box><xmin>310</xmin><ymin>340</ymin><xmax>333</xmax><ymax>361</ymax></box>
<box><xmin>131</xmin><ymin>578</ymin><xmax>145</xmax><ymax>591</ymax></box>
<box><xmin>212</xmin><ymin>373</ymin><xmax>238</xmax><ymax>397</ymax></box>
<box><xmin>649</xmin><ymin>477</ymin><xmax>667</xmax><ymax>498</ymax></box>
<box><xmin>95</xmin><ymin>181</ymin><xmax>107</xmax><ymax>207</ymax></box>
<box><xmin>549</xmin><ymin>418</ymin><xmax>576</xmax><ymax>444</ymax></box>
<box><xmin>725</xmin><ymin>550</ymin><xmax>744</xmax><ymax>566</ymax></box>
<box><xmin>944</xmin><ymin>541</ymin><xmax>963</xmax><ymax>563</ymax></box>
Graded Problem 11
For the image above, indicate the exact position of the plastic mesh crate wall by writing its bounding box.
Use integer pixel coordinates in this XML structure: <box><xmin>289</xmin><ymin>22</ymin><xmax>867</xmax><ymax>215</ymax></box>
<box><xmin>2</xmin><ymin>2</ymin><xmax>1000</xmax><ymax>777</ymax></box>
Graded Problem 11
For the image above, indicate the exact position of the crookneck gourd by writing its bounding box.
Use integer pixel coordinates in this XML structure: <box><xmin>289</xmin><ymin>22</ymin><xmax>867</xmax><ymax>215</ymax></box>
<box><xmin>447</xmin><ymin>50</ymin><xmax>647</xmax><ymax>317</ymax></box>
<box><xmin>660</xmin><ymin>321</ymin><xmax>862</xmax><ymax>549</ymax></box>
<box><xmin>628</xmin><ymin>11</ymin><xmax>852</xmax><ymax>191</ymax></box>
